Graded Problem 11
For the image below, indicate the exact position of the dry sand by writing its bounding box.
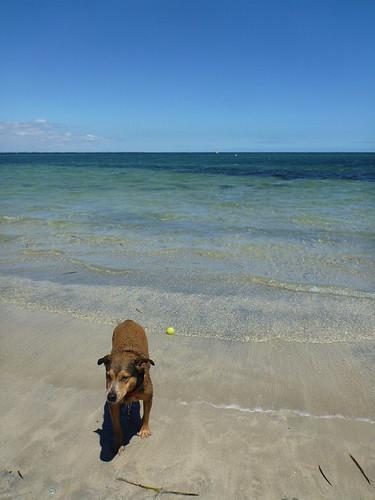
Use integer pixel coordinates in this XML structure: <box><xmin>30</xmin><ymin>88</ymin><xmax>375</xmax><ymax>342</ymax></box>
<box><xmin>1</xmin><ymin>302</ymin><xmax>375</xmax><ymax>499</ymax></box>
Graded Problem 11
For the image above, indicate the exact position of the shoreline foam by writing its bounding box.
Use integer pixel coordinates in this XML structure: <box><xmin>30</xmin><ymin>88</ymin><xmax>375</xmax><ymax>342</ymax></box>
<box><xmin>1</xmin><ymin>274</ymin><xmax>374</xmax><ymax>344</ymax></box>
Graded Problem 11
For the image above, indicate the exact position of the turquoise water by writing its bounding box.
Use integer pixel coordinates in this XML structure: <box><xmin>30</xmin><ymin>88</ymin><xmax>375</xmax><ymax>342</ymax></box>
<box><xmin>0</xmin><ymin>153</ymin><xmax>374</xmax><ymax>342</ymax></box>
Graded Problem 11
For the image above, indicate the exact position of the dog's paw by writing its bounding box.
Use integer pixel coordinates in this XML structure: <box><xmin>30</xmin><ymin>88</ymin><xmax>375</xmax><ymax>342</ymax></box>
<box><xmin>113</xmin><ymin>439</ymin><xmax>124</xmax><ymax>454</ymax></box>
<box><xmin>117</xmin><ymin>445</ymin><xmax>126</xmax><ymax>455</ymax></box>
<box><xmin>138</xmin><ymin>426</ymin><xmax>152</xmax><ymax>438</ymax></box>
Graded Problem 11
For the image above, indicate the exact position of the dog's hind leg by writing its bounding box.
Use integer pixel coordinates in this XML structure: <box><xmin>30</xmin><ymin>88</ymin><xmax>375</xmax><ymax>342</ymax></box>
<box><xmin>109</xmin><ymin>403</ymin><xmax>123</xmax><ymax>451</ymax></box>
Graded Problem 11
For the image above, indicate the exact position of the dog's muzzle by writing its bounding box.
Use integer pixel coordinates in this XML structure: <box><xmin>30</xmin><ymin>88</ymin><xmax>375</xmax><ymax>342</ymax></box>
<box><xmin>107</xmin><ymin>392</ymin><xmax>117</xmax><ymax>403</ymax></box>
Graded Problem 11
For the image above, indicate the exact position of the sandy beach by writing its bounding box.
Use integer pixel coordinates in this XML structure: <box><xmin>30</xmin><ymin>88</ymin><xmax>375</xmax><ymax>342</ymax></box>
<box><xmin>1</xmin><ymin>302</ymin><xmax>374</xmax><ymax>499</ymax></box>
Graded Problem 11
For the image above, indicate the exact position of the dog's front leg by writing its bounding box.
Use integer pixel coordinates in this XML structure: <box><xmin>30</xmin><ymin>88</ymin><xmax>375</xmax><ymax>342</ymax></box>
<box><xmin>139</xmin><ymin>396</ymin><xmax>152</xmax><ymax>438</ymax></box>
<box><xmin>109</xmin><ymin>403</ymin><xmax>123</xmax><ymax>451</ymax></box>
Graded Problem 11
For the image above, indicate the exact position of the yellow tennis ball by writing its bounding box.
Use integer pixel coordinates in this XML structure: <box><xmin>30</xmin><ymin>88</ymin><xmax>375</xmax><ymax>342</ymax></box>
<box><xmin>166</xmin><ymin>327</ymin><xmax>175</xmax><ymax>335</ymax></box>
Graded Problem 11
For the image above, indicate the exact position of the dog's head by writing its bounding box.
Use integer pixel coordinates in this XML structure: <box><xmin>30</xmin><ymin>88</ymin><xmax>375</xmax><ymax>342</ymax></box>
<box><xmin>97</xmin><ymin>352</ymin><xmax>154</xmax><ymax>404</ymax></box>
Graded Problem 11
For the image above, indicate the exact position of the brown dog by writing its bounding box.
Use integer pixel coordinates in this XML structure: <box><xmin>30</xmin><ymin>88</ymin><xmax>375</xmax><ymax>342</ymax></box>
<box><xmin>97</xmin><ymin>320</ymin><xmax>154</xmax><ymax>452</ymax></box>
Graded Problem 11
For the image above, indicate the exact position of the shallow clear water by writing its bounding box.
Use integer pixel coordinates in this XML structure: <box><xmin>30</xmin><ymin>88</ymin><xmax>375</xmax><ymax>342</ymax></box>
<box><xmin>0</xmin><ymin>153</ymin><xmax>374</xmax><ymax>342</ymax></box>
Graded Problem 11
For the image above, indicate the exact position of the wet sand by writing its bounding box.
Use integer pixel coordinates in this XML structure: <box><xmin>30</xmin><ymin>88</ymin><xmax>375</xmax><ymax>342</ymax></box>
<box><xmin>0</xmin><ymin>302</ymin><xmax>374</xmax><ymax>499</ymax></box>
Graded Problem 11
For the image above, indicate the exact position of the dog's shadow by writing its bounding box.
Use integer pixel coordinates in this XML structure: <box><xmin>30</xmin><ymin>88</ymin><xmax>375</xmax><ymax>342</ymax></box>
<box><xmin>94</xmin><ymin>402</ymin><xmax>142</xmax><ymax>461</ymax></box>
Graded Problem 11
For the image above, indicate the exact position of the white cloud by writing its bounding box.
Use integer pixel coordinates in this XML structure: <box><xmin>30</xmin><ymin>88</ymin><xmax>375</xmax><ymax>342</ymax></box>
<box><xmin>0</xmin><ymin>119</ymin><xmax>107</xmax><ymax>151</ymax></box>
<box><xmin>85</xmin><ymin>133</ymin><xmax>99</xmax><ymax>141</ymax></box>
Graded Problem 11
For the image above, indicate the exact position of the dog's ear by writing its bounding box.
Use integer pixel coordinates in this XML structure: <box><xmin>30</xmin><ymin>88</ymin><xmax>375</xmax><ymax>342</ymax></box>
<box><xmin>134</xmin><ymin>358</ymin><xmax>155</xmax><ymax>371</ymax></box>
<box><xmin>97</xmin><ymin>354</ymin><xmax>111</xmax><ymax>366</ymax></box>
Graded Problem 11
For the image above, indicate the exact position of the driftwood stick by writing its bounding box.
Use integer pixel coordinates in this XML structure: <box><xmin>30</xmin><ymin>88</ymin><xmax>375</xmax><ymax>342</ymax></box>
<box><xmin>318</xmin><ymin>465</ymin><xmax>333</xmax><ymax>486</ymax></box>
<box><xmin>349</xmin><ymin>454</ymin><xmax>371</xmax><ymax>485</ymax></box>
<box><xmin>116</xmin><ymin>477</ymin><xmax>199</xmax><ymax>496</ymax></box>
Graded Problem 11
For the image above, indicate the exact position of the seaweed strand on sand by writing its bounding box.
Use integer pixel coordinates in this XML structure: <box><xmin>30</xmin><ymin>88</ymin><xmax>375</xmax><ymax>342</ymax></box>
<box><xmin>117</xmin><ymin>477</ymin><xmax>199</xmax><ymax>496</ymax></box>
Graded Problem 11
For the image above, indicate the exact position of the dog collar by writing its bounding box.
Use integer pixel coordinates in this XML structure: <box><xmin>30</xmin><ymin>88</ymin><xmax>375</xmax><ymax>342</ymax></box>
<box><xmin>124</xmin><ymin>389</ymin><xmax>140</xmax><ymax>400</ymax></box>
<box><xmin>124</xmin><ymin>372</ymin><xmax>144</xmax><ymax>400</ymax></box>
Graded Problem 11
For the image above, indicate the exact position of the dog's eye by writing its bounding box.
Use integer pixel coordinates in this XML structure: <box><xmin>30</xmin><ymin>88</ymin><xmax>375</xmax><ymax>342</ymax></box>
<box><xmin>121</xmin><ymin>376</ymin><xmax>129</xmax><ymax>382</ymax></box>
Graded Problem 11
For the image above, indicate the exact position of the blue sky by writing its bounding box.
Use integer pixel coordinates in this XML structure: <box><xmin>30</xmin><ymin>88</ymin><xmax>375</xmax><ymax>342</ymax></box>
<box><xmin>0</xmin><ymin>0</ymin><xmax>374</xmax><ymax>152</ymax></box>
